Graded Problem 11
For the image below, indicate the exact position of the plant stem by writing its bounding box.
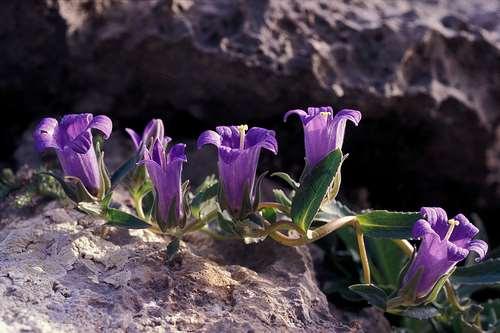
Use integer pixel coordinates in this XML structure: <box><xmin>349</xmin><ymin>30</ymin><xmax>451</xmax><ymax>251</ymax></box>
<box><xmin>444</xmin><ymin>280</ymin><xmax>466</xmax><ymax>312</ymax></box>
<box><xmin>355</xmin><ymin>221</ymin><xmax>371</xmax><ymax>284</ymax></box>
<box><xmin>386</xmin><ymin>296</ymin><xmax>406</xmax><ymax>309</ymax></box>
<box><xmin>310</xmin><ymin>216</ymin><xmax>356</xmax><ymax>240</ymax></box>
<box><xmin>393</xmin><ymin>239</ymin><xmax>414</xmax><ymax>257</ymax></box>
<box><xmin>257</xmin><ymin>202</ymin><xmax>291</xmax><ymax>214</ymax></box>
<box><xmin>182</xmin><ymin>210</ymin><xmax>219</xmax><ymax>234</ymax></box>
<box><xmin>132</xmin><ymin>192</ymin><xmax>145</xmax><ymax>219</ymax></box>
<box><xmin>267</xmin><ymin>216</ymin><xmax>356</xmax><ymax>246</ymax></box>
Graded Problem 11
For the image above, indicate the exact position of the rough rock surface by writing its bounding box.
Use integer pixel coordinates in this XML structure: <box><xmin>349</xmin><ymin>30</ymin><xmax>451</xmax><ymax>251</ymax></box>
<box><xmin>3</xmin><ymin>0</ymin><xmax>500</xmax><ymax>233</ymax></box>
<box><xmin>0</xmin><ymin>198</ymin><xmax>382</xmax><ymax>332</ymax></box>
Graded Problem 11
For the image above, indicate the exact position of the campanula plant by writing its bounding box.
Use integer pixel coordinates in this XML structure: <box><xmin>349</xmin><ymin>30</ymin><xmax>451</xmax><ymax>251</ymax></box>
<box><xmin>30</xmin><ymin>110</ymin><xmax>500</xmax><ymax>331</ymax></box>
<box><xmin>126</xmin><ymin>118</ymin><xmax>171</xmax><ymax>150</ymax></box>
<box><xmin>140</xmin><ymin>139</ymin><xmax>187</xmax><ymax>231</ymax></box>
<box><xmin>284</xmin><ymin>107</ymin><xmax>361</xmax><ymax>172</ymax></box>
<box><xmin>400</xmin><ymin>207</ymin><xmax>487</xmax><ymax>300</ymax></box>
<box><xmin>197</xmin><ymin>125</ymin><xmax>278</xmax><ymax>219</ymax></box>
<box><xmin>34</xmin><ymin>113</ymin><xmax>112</xmax><ymax>201</ymax></box>
<box><xmin>124</xmin><ymin>119</ymin><xmax>172</xmax><ymax>217</ymax></box>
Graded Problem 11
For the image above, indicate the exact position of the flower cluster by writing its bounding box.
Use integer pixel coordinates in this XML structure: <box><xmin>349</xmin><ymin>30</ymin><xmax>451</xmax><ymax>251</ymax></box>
<box><xmin>33</xmin><ymin>106</ymin><xmax>492</xmax><ymax>328</ymax></box>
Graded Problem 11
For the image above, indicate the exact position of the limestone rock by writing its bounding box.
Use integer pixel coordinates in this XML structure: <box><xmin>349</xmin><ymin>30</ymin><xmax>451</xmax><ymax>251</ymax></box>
<box><xmin>0</xmin><ymin>199</ymin><xmax>376</xmax><ymax>332</ymax></box>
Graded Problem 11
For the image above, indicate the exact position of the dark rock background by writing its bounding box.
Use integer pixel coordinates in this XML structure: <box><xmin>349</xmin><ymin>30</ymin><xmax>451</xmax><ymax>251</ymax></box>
<box><xmin>1</xmin><ymin>0</ymin><xmax>499</xmax><ymax>245</ymax></box>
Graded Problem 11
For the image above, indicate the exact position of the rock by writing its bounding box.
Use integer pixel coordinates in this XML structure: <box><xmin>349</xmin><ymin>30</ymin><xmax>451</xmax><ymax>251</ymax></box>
<box><xmin>0</xmin><ymin>0</ymin><xmax>68</xmax><ymax>161</ymax></box>
<box><xmin>0</xmin><ymin>196</ymin><xmax>381</xmax><ymax>332</ymax></box>
<box><xmin>3</xmin><ymin>0</ymin><xmax>499</xmax><ymax>236</ymax></box>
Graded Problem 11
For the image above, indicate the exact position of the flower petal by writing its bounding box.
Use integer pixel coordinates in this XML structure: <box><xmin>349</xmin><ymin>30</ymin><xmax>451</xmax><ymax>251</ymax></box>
<box><xmin>284</xmin><ymin>109</ymin><xmax>308</xmax><ymax>123</ymax></box>
<box><xmin>216</xmin><ymin>126</ymin><xmax>240</xmax><ymax>148</ymax></box>
<box><xmin>412</xmin><ymin>219</ymin><xmax>436</xmax><ymax>238</ymax></box>
<box><xmin>143</xmin><ymin>119</ymin><xmax>164</xmax><ymax>141</ymax></box>
<box><xmin>168</xmin><ymin>143</ymin><xmax>187</xmax><ymax>163</ymax></box>
<box><xmin>125</xmin><ymin>128</ymin><xmax>141</xmax><ymax>150</ymax></box>
<box><xmin>151</xmin><ymin>139</ymin><xmax>167</xmax><ymax>169</ymax></box>
<box><xmin>420</xmin><ymin>207</ymin><xmax>449</xmax><ymax>239</ymax></box>
<box><xmin>197</xmin><ymin>130</ymin><xmax>222</xmax><ymax>149</ymax></box>
<box><xmin>332</xmin><ymin>109</ymin><xmax>362</xmax><ymax>126</ymax></box>
<box><xmin>447</xmin><ymin>242</ymin><xmax>469</xmax><ymax>262</ymax></box>
<box><xmin>68</xmin><ymin>130</ymin><xmax>93</xmax><ymax>154</ymax></box>
<box><xmin>468</xmin><ymin>239</ymin><xmax>488</xmax><ymax>262</ymax></box>
<box><xmin>245</xmin><ymin>127</ymin><xmax>278</xmax><ymax>154</ymax></box>
<box><xmin>449</xmin><ymin>214</ymin><xmax>479</xmax><ymax>247</ymax></box>
<box><xmin>57</xmin><ymin>146</ymin><xmax>101</xmax><ymax>195</ymax></box>
<box><xmin>329</xmin><ymin>109</ymin><xmax>362</xmax><ymax>149</ymax></box>
<box><xmin>218</xmin><ymin>146</ymin><xmax>242</xmax><ymax>164</ymax></box>
<box><xmin>33</xmin><ymin>117</ymin><xmax>60</xmax><ymax>152</ymax></box>
<box><xmin>404</xmin><ymin>231</ymin><xmax>451</xmax><ymax>297</ymax></box>
<box><xmin>89</xmin><ymin>115</ymin><xmax>112</xmax><ymax>139</ymax></box>
<box><xmin>59</xmin><ymin>114</ymin><xmax>92</xmax><ymax>141</ymax></box>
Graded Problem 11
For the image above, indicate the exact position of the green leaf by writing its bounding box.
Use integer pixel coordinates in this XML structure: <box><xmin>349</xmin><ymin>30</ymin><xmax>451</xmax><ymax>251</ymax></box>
<box><xmin>97</xmin><ymin>150</ymin><xmax>111</xmax><ymax>198</ymax></box>
<box><xmin>182</xmin><ymin>179</ymin><xmax>190</xmax><ymax>191</ymax></box>
<box><xmin>191</xmin><ymin>178</ymin><xmax>219</xmax><ymax>219</ymax></box>
<box><xmin>261</xmin><ymin>207</ymin><xmax>277</xmax><ymax>224</ymax></box>
<box><xmin>315</xmin><ymin>200</ymin><xmax>355</xmax><ymax>222</ymax></box>
<box><xmin>38</xmin><ymin>172</ymin><xmax>78</xmax><ymax>202</ymax></box>
<box><xmin>273</xmin><ymin>189</ymin><xmax>292</xmax><ymax>207</ymax></box>
<box><xmin>77</xmin><ymin>202</ymin><xmax>105</xmax><ymax>215</ymax></box>
<box><xmin>271</xmin><ymin>172</ymin><xmax>299</xmax><ymax>190</ymax></box>
<box><xmin>356</xmin><ymin>210</ymin><xmax>420</xmax><ymax>239</ymax></box>
<box><xmin>252</xmin><ymin>171</ymin><xmax>268</xmax><ymax>212</ymax></box>
<box><xmin>166</xmin><ymin>199</ymin><xmax>179</xmax><ymax>230</ymax></box>
<box><xmin>0</xmin><ymin>169</ymin><xmax>17</xmax><ymax>200</ymax></box>
<box><xmin>398</xmin><ymin>267</ymin><xmax>425</xmax><ymax>305</ymax></box>
<box><xmin>65</xmin><ymin>176</ymin><xmax>98</xmax><ymax>202</ymax></box>
<box><xmin>143</xmin><ymin>191</ymin><xmax>155</xmax><ymax>219</ymax></box>
<box><xmin>452</xmin><ymin>259</ymin><xmax>500</xmax><ymax>285</ymax></box>
<box><xmin>349</xmin><ymin>284</ymin><xmax>388</xmax><ymax>309</ymax></box>
<box><xmin>366</xmin><ymin>238</ymin><xmax>406</xmax><ymax>288</ymax></box>
<box><xmin>420</xmin><ymin>269</ymin><xmax>455</xmax><ymax>305</ymax></box>
<box><xmin>482</xmin><ymin>299</ymin><xmax>500</xmax><ymax>328</ymax></box>
<box><xmin>165</xmin><ymin>238</ymin><xmax>180</xmax><ymax>261</ymax></box>
<box><xmin>105</xmin><ymin>208</ymin><xmax>151</xmax><ymax>229</ymax></box>
<box><xmin>291</xmin><ymin>149</ymin><xmax>343</xmax><ymax>232</ymax></box>
<box><xmin>398</xmin><ymin>306</ymin><xmax>439</xmax><ymax>320</ymax></box>
<box><xmin>111</xmin><ymin>152</ymin><xmax>140</xmax><ymax>189</ymax></box>
<box><xmin>217</xmin><ymin>211</ymin><xmax>237</xmax><ymax>235</ymax></box>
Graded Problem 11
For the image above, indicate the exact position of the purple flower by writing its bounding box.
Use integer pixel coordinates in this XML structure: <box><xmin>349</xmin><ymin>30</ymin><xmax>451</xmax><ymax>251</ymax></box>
<box><xmin>197</xmin><ymin>125</ymin><xmax>278</xmax><ymax>217</ymax></box>
<box><xmin>125</xmin><ymin>119</ymin><xmax>171</xmax><ymax>150</ymax></box>
<box><xmin>33</xmin><ymin>114</ymin><xmax>112</xmax><ymax>195</ymax></box>
<box><xmin>402</xmin><ymin>207</ymin><xmax>488</xmax><ymax>298</ymax></box>
<box><xmin>284</xmin><ymin>107</ymin><xmax>361</xmax><ymax>170</ymax></box>
<box><xmin>140</xmin><ymin>139</ymin><xmax>187</xmax><ymax>227</ymax></box>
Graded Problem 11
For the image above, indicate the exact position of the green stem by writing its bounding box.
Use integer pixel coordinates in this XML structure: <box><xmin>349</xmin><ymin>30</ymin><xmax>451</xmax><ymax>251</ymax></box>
<box><xmin>393</xmin><ymin>239</ymin><xmax>414</xmax><ymax>257</ymax></box>
<box><xmin>354</xmin><ymin>221</ymin><xmax>371</xmax><ymax>284</ymax></box>
<box><xmin>182</xmin><ymin>210</ymin><xmax>219</xmax><ymax>234</ymax></box>
<box><xmin>310</xmin><ymin>216</ymin><xmax>356</xmax><ymax>240</ymax></box>
<box><xmin>257</xmin><ymin>202</ymin><xmax>291</xmax><ymax>214</ymax></box>
<box><xmin>386</xmin><ymin>296</ymin><xmax>406</xmax><ymax>310</ymax></box>
<box><xmin>267</xmin><ymin>216</ymin><xmax>356</xmax><ymax>246</ymax></box>
<box><xmin>132</xmin><ymin>192</ymin><xmax>146</xmax><ymax>219</ymax></box>
<box><xmin>444</xmin><ymin>280</ymin><xmax>466</xmax><ymax>312</ymax></box>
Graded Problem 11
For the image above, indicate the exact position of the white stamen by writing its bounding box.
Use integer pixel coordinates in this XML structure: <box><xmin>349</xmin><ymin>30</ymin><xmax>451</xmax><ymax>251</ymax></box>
<box><xmin>444</xmin><ymin>219</ymin><xmax>460</xmax><ymax>241</ymax></box>
<box><xmin>237</xmin><ymin>125</ymin><xmax>248</xmax><ymax>150</ymax></box>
